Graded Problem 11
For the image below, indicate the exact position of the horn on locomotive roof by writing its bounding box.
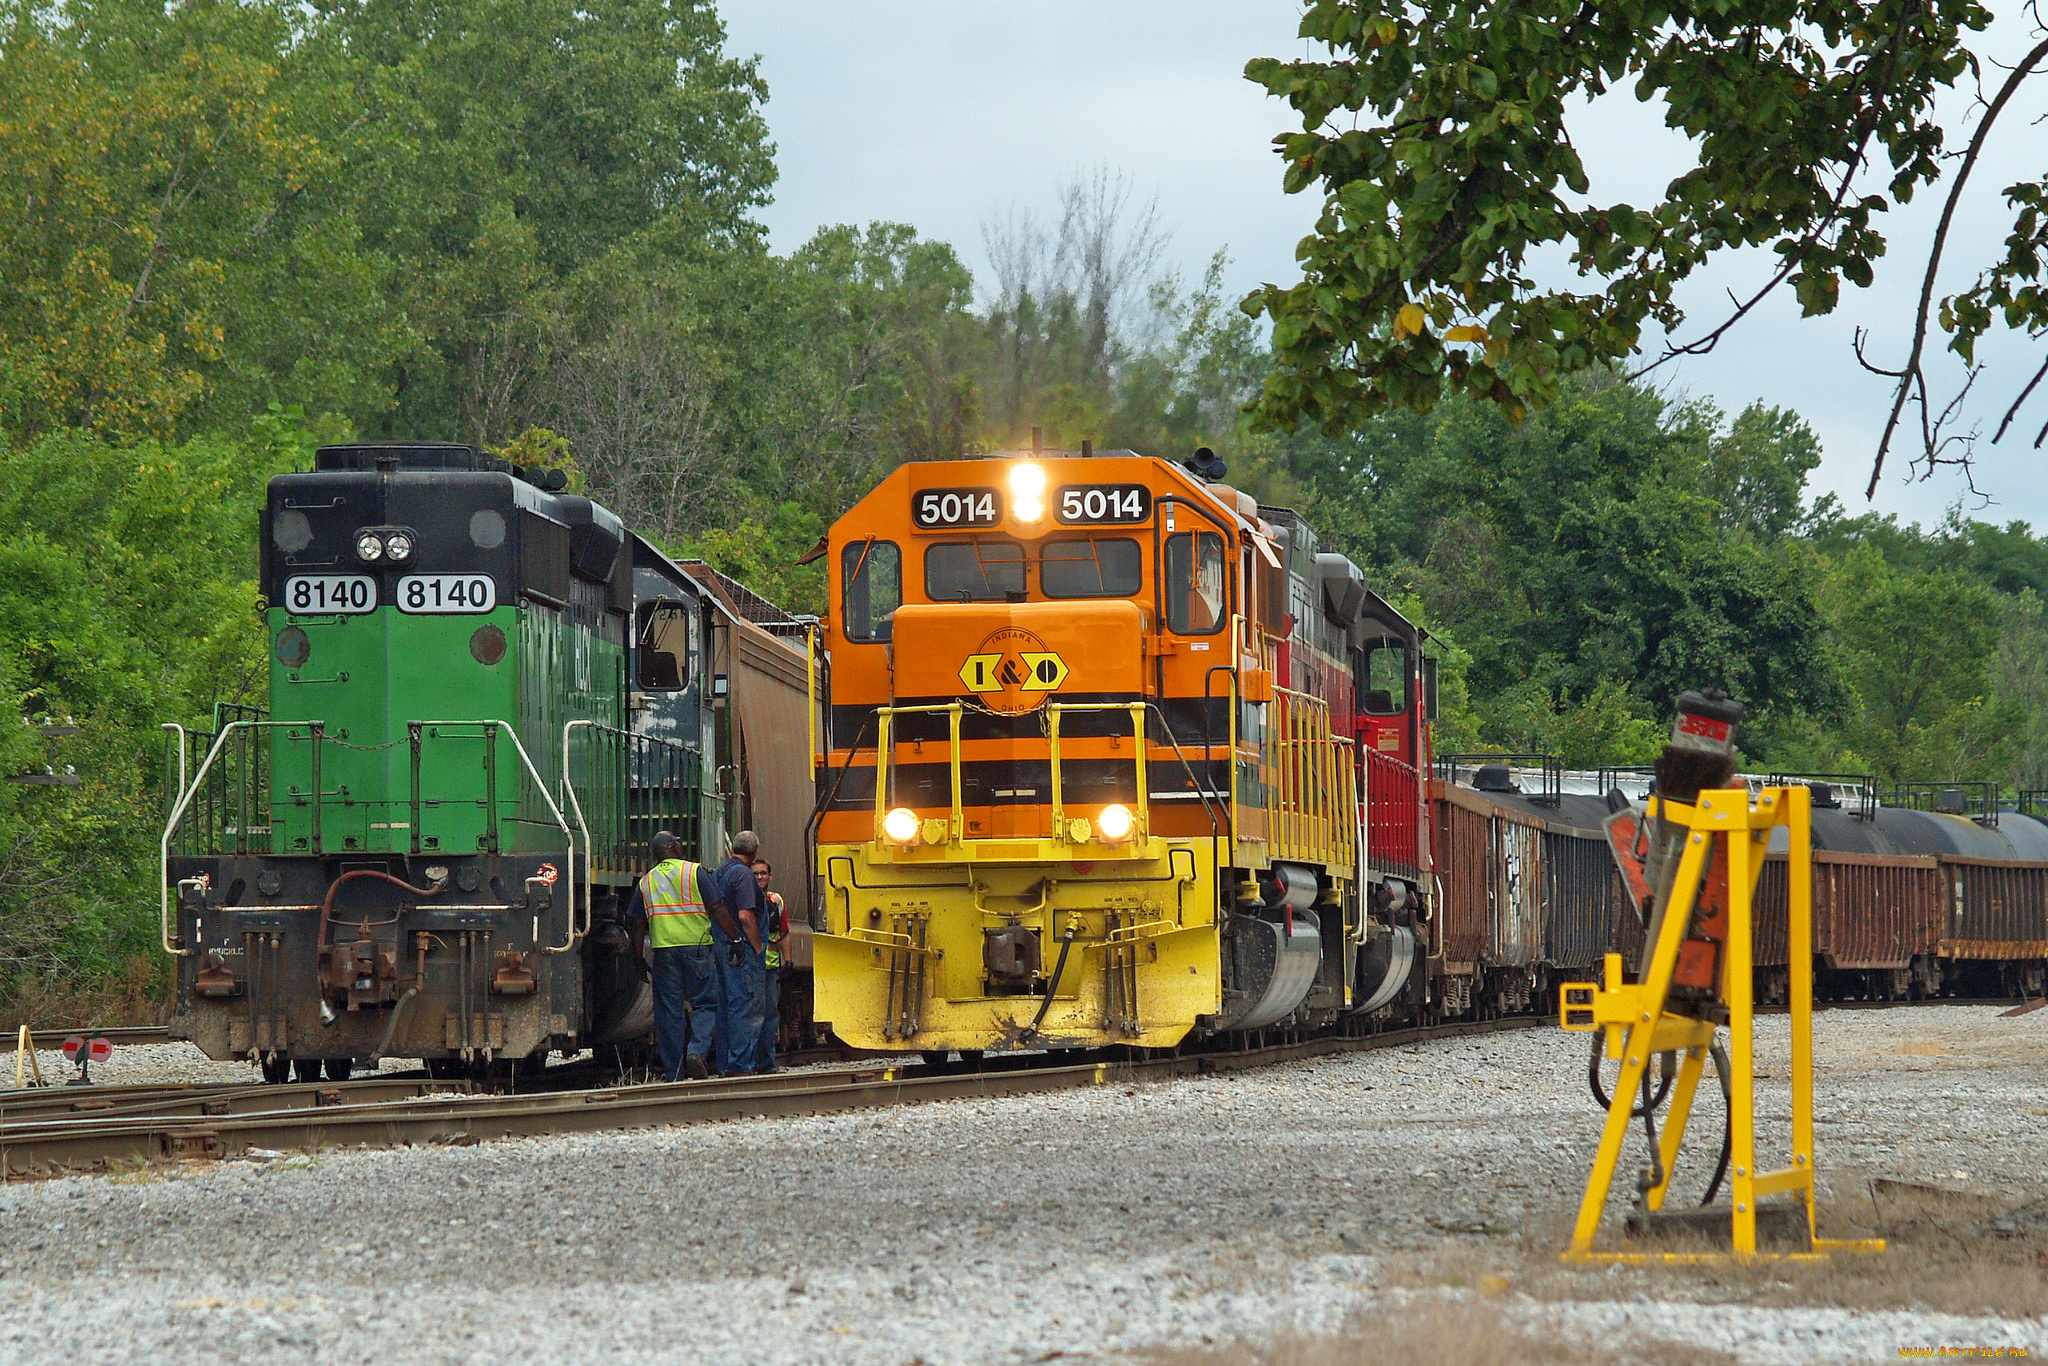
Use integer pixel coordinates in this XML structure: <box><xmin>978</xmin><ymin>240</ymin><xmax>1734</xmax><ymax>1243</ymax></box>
<box><xmin>1183</xmin><ymin>445</ymin><xmax>1228</xmax><ymax>481</ymax></box>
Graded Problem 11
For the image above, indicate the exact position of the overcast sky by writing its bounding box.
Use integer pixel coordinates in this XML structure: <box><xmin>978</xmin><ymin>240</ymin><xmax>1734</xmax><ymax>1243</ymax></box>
<box><xmin>720</xmin><ymin>1</ymin><xmax>2047</xmax><ymax>527</ymax></box>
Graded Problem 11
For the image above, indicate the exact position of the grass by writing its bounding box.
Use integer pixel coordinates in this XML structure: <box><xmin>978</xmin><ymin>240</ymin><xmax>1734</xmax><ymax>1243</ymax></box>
<box><xmin>1150</xmin><ymin>1297</ymin><xmax>1738</xmax><ymax>1366</ymax></box>
<box><xmin>1383</xmin><ymin>1180</ymin><xmax>2048</xmax><ymax>1320</ymax></box>
<box><xmin>1158</xmin><ymin>1182</ymin><xmax>2047</xmax><ymax>1366</ymax></box>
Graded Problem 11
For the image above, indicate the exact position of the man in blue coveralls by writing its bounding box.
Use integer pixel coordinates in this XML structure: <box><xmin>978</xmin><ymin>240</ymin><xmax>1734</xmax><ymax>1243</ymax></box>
<box><xmin>708</xmin><ymin>829</ymin><xmax>765</xmax><ymax>1076</ymax></box>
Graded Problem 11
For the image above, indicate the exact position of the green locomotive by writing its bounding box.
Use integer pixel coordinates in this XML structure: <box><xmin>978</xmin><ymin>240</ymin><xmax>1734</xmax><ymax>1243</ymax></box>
<box><xmin>162</xmin><ymin>442</ymin><xmax>812</xmax><ymax>1079</ymax></box>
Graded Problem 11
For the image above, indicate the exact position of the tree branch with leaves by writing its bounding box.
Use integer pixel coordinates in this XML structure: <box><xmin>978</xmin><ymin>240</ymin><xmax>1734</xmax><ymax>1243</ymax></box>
<box><xmin>1243</xmin><ymin>0</ymin><xmax>2045</xmax><ymax>493</ymax></box>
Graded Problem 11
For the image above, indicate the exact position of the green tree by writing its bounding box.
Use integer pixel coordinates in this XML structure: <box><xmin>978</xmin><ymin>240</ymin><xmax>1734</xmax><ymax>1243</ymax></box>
<box><xmin>1824</xmin><ymin>545</ymin><xmax>2021</xmax><ymax>780</ymax></box>
<box><xmin>0</xmin><ymin>0</ymin><xmax>394</xmax><ymax>439</ymax></box>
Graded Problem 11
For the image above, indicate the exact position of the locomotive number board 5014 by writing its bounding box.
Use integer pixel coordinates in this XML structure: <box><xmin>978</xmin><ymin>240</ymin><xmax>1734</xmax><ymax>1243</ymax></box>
<box><xmin>1055</xmin><ymin>483</ymin><xmax>1151</xmax><ymax>525</ymax></box>
<box><xmin>913</xmin><ymin>486</ymin><xmax>1003</xmax><ymax>529</ymax></box>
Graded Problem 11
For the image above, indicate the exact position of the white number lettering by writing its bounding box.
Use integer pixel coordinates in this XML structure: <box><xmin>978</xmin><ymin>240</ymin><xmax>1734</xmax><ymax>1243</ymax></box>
<box><xmin>396</xmin><ymin>575</ymin><xmax>496</xmax><ymax>614</ymax></box>
<box><xmin>919</xmin><ymin>493</ymin><xmax>940</xmax><ymax>523</ymax></box>
<box><xmin>283</xmin><ymin>575</ymin><xmax>375</xmax><ymax>616</ymax></box>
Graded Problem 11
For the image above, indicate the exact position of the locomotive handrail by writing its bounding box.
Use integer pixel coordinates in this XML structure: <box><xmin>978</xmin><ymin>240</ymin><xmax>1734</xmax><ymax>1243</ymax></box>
<box><xmin>1047</xmin><ymin>702</ymin><xmax>1149</xmax><ymax>841</ymax></box>
<box><xmin>409</xmin><ymin>720</ymin><xmax>578</xmax><ymax>953</ymax></box>
<box><xmin>162</xmin><ymin>723</ymin><xmax>189</xmax><ymax>801</ymax></box>
<box><xmin>559</xmin><ymin>720</ymin><xmax>599</xmax><ymax>945</ymax></box>
<box><xmin>872</xmin><ymin>703</ymin><xmax>966</xmax><ymax>843</ymax></box>
<box><xmin>556</xmin><ymin>719</ymin><xmax>705</xmax><ymax>942</ymax></box>
<box><xmin>163</xmin><ymin>718</ymin><xmax>582</xmax><ymax>958</ymax></box>
<box><xmin>159</xmin><ymin>719</ymin><xmax>300</xmax><ymax>957</ymax></box>
<box><xmin>1137</xmin><ymin>702</ymin><xmax>1225</xmax><ymax>853</ymax></box>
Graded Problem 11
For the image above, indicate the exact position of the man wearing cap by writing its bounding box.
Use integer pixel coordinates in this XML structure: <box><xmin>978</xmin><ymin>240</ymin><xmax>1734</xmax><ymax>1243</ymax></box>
<box><xmin>708</xmin><ymin>829</ymin><xmax>766</xmax><ymax>1076</ymax></box>
<box><xmin>624</xmin><ymin>831</ymin><xmax>733</xmax><ymax>1081</ymax></box>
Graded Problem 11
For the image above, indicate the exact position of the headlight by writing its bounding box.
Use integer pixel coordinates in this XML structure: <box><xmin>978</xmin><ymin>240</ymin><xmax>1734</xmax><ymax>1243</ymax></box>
<box><xmin>383</xmin><ymin>531</ymin><xmax>414</xmax><ymax>561</ymax></box>
<box><xmin>1008</xmin><ymin>462</ymin><xmax>1046</xmax><ymax>498</ymax></box>
<box><xmin>882</xmin><ymin>807</ymin><xmax>921</xmax><ymax>844</ymax></box>
<box><xmin>1013</xmin><ymin>496</ymin><xmax>1045</xmax><ymax>524</ymax></box>
<box><xmin>355</xmin><ymin>532</ymin><xmax>384</xmax><ymax>562</ymax></box>
<box><xmin>1097</xmin><ymin>803</ymin><xmax>1134</xmax><ymax>841</ymax></box>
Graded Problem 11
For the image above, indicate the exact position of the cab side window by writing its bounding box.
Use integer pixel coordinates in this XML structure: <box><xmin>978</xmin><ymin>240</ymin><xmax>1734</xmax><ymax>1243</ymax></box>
<box><xmin>1164</xmin><ymin>531</ymin><xmax>1227</xmax><ymax>634</ymax></box>
<box><xmin>637</xmin><ymin>601</ymin><xmax>693</xmax><ymax>690</ymax></box>
<box><xmin>842</xmin><ymin>539</ymin><xmax>902</xmax><ymax>642</ymax></box>
<box><xmin>1360</xmin><ymin>640</ymin><xmax>1408</xmax><ymax>714</ymax></box>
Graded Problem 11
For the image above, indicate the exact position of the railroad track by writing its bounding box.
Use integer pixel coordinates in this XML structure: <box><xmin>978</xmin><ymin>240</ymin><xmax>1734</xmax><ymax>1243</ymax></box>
<box><xmin>0</xmin><ymin>1016</ymin><xmax>1535</xmax><ymax>1179</ymax></box>
<box><xmin>18</xmin><ymin>1026</ymin><xmax>169</xmax><ymax>1050</ymax></box>
<box><xmin>3</xmin><ymin>996</ymin><xmax>2022</xmax><ymax>1179</ymax></box>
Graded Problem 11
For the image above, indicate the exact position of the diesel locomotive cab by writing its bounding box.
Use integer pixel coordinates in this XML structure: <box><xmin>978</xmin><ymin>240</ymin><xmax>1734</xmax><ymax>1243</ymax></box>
<box><xmin>162</xmin><ymin>442</ymin><xmax>721</xmax><ymax>1078</ymax></box>
<box><xmin>808</xmin><ymin>448</ymin><xmax>1434</xmax><ymax>1055</ymax></box>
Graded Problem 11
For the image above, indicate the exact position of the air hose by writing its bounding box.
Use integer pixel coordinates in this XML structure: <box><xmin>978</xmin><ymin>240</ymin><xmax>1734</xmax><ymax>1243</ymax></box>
<box><xmin>1700</xmin><ymin>1040</ymin><xmax>1734</xmax><ymax>1205</ymax></box>
<box><xmin>1019</xmin><ymin>925</ymin><xmax>1077</xmax><ymax>1042</ymax></box>
<box><xmin>1587</xmin><ymin>1031</ymin><xmax>1735</xmax><ymax>1208</ymax></box>
<box><xmin>1587</xmin><ymin>1031</ymin><xmax>1673</xmax><ymax>1115</ymax></box>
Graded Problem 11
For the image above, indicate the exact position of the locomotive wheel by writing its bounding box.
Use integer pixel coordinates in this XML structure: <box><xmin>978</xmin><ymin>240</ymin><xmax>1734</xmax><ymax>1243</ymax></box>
<box><xmin>291</xmin><ymin>1057</ymin><xmax>323</xmax><ymax>1084</ymax></box>
<box><xmin>260</xmin><ymin>1055</ymin><xmax>292</xmax><ymax>1084</ymax></box>
<box><xmin>325</xmin><ymin>1057</ymin><xmax>355</xmax><ymax>1081</ymax></box>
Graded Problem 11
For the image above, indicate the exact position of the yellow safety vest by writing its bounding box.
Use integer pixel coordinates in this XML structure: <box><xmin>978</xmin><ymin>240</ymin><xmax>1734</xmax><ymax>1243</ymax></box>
<box><xmin>641</xmin><ymin>858</ymin><xmax>709</xmax><ymax>948</ymax></box>
<box><xmin>763</xmin><ymin>891</ymin><xmax>785</xmax><ymax>969</ymax></box>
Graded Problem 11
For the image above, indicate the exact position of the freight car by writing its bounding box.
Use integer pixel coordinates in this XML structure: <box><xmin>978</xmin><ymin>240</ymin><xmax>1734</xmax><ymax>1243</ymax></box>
<box><xmin>160</xmin><ymin>442</ymin><xmax>813</xmax><ymax>1079</ymax></box>
<box><xmin>1427</xmin><ymin>764</ymin><xmax>2048</xmax><ymax>1014</ymax></box>
<box><xmin>807</xmin><ymin>444</ymin><xmax>1435</xmax><ymax>1053</ymax></box>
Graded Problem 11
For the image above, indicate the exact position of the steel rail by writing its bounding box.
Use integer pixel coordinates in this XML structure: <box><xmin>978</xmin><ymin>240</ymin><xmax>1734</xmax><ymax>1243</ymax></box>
<box><xmin>4</xmin><ymin>996</ymin><xmax>2017</xmax><ymax>1178</ymax></box>
<box><xmin>0</xmin><ymin>1074</ymin><xmax>460</xmax><ymax>1124</ymax></box>
<box><xmin>21</xmin><ymin>1026</ymin><xmax>170</xmax><ymax>1050</ymax></box>
<box><xmin>1</xmin><ymin>1018</ymin><xmax>1534</xmax><ymax>1178</ymax></box>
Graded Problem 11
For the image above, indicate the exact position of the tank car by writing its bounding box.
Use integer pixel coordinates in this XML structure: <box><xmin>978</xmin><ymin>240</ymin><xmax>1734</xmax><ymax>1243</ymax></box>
<box><xmin>806</xmin><ymin>446</ymin><xmax>1434</xmax><ymax>1055</ymax></box>
<box><xmin>160</xmin><ymin>442</ymin><xmax>811</xmax><ymax>1079</ymax></box>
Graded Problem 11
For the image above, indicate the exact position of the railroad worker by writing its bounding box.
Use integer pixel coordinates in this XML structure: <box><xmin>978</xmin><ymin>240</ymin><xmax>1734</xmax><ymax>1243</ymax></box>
<box><xmin>708</xmin><ymin>829</ymin><xmax>766</xmax><ymax>1076</ymax></box>
<box><xmin>624</xmin><ymin>831</ymin><xmax>717</xmax><ymax>1081</ymax></box>
<box><xmin>752</xmin><ymin>856</ymin><xmax>787</xmax><ymax>1074</ymax></box>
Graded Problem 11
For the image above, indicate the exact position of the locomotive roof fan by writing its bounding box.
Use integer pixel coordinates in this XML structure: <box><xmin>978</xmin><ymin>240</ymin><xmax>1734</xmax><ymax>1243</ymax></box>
<box><xmin>1183</xmin><ymin>445</ymin><xmax>1228</xmax><ymax>481</ymax></box>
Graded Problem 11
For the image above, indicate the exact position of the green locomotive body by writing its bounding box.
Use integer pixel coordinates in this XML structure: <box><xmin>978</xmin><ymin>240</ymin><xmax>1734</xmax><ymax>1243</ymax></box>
<box><xmin>163</xmin><ymin>441</ymin><xmax>805</xmax><ymax>1078</ymax></box>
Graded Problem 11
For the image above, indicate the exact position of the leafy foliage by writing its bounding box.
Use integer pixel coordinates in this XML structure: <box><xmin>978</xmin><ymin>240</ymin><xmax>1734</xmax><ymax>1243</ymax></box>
<box><xmin>3</xmin><ymin>3</ymin><xmax>2045</xmax><ymax>1013</ymax></box>
<box><xmin>0</xmin><ymin>413</ymin><xmax>325</xmax><ymax>1003</ymax></box>
<box><xmin>1241</xmin><ymin>0</ymin><xmax>2046</xmax><ymax>488</ymax></box>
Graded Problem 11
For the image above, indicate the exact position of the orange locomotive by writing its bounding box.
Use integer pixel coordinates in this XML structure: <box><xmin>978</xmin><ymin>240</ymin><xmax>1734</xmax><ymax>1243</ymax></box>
<box><xmin>807</xmin><ymin>446</ymin><xmax>1432</xmax><ymax>1053</ymax></box>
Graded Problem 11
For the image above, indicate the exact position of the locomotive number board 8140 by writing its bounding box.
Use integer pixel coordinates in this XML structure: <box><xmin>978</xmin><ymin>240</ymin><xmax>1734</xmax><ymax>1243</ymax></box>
<box><xmin>283</xmin><ymin>575</ymin><xmax>376</xmax><ymax>615</ymax></box>
<box><xmin>1055</xmin><ymin>483</ymin><xmax>1151</xmax><ymax>525</ymax></box>
<box><xmin>398</xmin><ymin>574</ymin><xmax>496</xmax><ymax>614</ymax></box>
<box><xmin>913</xmin><ymin>486</ymin><xmax>1003</xmax><ymax>529</ymax></box>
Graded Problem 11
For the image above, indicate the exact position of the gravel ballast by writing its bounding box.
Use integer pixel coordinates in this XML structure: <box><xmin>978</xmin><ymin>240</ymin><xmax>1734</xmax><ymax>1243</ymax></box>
<box><xmin>0</xmin><ymin>1003</ymin><xmax>2042</xmax><ymax>1364</ymax></box>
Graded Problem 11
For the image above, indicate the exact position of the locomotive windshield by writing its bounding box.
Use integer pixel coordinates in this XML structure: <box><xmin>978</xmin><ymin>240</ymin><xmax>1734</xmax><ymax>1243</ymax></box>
<box><xmin>636</xmin><ymin>601</ymin><xmax>693</xmax><ymax>690</ymax></box>
<box><xmin>1042</xmin><ymin>538</ymin><xmax>1142</xmax><ymax>598</ymax></box>
<box><xmin>925</xmin><ymin>541</ymin><xmax>1025</xmax><ymax>601</ymax></box>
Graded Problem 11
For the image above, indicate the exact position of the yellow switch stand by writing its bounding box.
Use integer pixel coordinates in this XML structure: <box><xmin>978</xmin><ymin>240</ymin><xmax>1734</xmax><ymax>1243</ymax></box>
<box><xmin>1558</xmin><ymin>784</ymin><xmax>1885</xmax><ymax>1263</ymax></box>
